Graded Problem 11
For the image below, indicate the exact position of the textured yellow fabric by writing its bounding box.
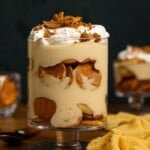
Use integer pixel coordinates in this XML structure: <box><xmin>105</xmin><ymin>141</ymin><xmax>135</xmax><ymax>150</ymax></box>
<box><xmin>86</xmin><ymin>131</ymin><xmax>150</xmax><ymax>150</ymax></box>
<box><xmin>106</xmin><ymin>112</ymin><xmax>140</xmax><ymax>130</ymax></box>
<box><xmin>86</xmin><ymin>112</ymin><xmax>150</xmax><ymax>150</ymax></box>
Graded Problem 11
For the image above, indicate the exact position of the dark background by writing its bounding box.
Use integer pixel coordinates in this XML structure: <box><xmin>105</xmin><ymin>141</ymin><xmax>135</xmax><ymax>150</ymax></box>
<box><xmin>0</xmin><ymin>0</ymin><xmax>150</xmax><ymax>104</ymax></box>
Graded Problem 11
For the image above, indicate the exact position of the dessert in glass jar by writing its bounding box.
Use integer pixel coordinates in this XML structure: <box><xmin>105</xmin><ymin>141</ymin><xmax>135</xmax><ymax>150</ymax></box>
<box><xmin>27</xmin><ymin>11</ymin><xmax>109</xmax><ymax>148</ymax></box>
<box><xmin>114</xmin><ymin>45</ymin><xmax>150</xmax><ymax>109</ymax></box>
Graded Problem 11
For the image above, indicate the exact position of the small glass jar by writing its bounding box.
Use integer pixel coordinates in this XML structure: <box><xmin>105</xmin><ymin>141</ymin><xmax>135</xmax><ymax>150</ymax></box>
<box><xmin>0</xmin><ymin>72</ymin><xmax>21</xmax><ymax>117</ymax></box>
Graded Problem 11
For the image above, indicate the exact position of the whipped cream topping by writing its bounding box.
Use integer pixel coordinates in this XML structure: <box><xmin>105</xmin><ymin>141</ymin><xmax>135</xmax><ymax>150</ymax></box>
<box><xmin>29</xmin><ymin>25</ymin><xmax>109</xmax><ymax>44</ymax></box>
<box><xmin>118</xmin><ymin>45</ymin><xmax>150</xmax><ymax>62</ymax></box>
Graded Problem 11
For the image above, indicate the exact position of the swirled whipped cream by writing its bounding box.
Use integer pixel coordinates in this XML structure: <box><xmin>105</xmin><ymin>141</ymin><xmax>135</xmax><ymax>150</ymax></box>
<box><xmin>118</xmin><ymin>45</ymin><xmax>150</xmax><ymax>62</ymax></box>
<box><xmin>29</xmin><ymin>12</ymin><xmax>109</xmax><ymax>44</ymax></box>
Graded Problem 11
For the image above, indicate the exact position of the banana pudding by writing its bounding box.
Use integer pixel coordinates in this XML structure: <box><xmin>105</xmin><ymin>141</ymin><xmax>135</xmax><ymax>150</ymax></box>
<box><xmin>28</xmin><ymin>12</ymin><xmax>109</xmax><ymax>128</ymax></box>
<box><xmin>114</xmin><ymin>45</ymin><xmax>150</xmax><ymax>94</ymax></box>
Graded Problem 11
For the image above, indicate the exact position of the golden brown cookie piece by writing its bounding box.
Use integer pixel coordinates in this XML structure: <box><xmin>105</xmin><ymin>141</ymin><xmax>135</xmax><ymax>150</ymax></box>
<box><xmin>34</xmin><ymin>97</ymin><xmax>56</xmax><ymax>121</ymax></box>
<box><xmin>62</xmin><ymin>59</ymin><xmax>78</xmax><ymax>65</ymax></box>
<box><xmin>38</xmin><ymin>63</ymin><xmax>66</xmax><ymax>79</ymax></box>
<box><xmin>82</xmin><ymin>58</ymin><xmax>96</xmax><ymax>64</ymax></box>
<box><xmin>80</xmin><ymin>114</ymin><xmax>105</xmax><ymax>126</ymax></box>
<box><xmin>138</xmin><ymin>80</ymin><xmax>150</xmax><ymax>92</ymax></box>
<box><xmin>42</xmin><ymin>11</ymin><xmax>88</xmax><ymax>29</ymax></box>
<box><xmin>81</xmin><ymin>119</ymin><xmax>103</xmax><ymax>126</ymax></box>
<box><xmin>75</xmin><ymin>63</ymin><xmax>101</xmax><ymax>89</ymax></box>
<box><xmin>80</xmin><ymin>32</ymin><xmax>101</xmax><ymax>42</ymax></box>
<box><xmin>117</xmin><ymin>78</ymin><xmax>138</xmax><ymax>92</ymax></box>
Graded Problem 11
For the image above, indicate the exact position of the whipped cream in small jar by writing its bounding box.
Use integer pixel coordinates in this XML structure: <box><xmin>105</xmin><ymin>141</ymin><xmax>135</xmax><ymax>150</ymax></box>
<box><xmin>27</xmin><ymin>12</ymin><xmax>109</xmax><ymax>129</ymax></box>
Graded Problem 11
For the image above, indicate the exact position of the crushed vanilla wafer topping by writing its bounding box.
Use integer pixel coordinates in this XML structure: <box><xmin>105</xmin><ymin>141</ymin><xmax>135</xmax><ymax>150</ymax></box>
<box><xmin>42</xmin><ymin>11</ymin><xmax>91</xmax><ymax>29</ymax></box>
<box><xmin>29</xmin><ymin>12</ymin><xmax>109</xmax><ymax>44</ymax></box>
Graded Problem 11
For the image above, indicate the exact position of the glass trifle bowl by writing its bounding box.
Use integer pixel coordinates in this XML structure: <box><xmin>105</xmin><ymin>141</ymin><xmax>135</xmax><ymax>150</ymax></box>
<box><xmin>114</xmin><ymin>45</ymin><xmax>150</xmax><ymax>111</ymax></box>
<box><xmin>27</xmin><ymin>12</ymin><xmax>109</xmax><ymax>149</ymax></box>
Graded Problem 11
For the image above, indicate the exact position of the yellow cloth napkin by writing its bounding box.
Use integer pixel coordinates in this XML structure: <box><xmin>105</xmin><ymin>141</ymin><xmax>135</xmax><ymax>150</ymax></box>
<box><xmin>86</xmin><ymin>112</ymin><xmax>150</xmax><ymax>150</ymax></box>
<box><xmin>86</xmin><ymin>131</ymin><xmax>150</xmax><ymax>150</ymax></box>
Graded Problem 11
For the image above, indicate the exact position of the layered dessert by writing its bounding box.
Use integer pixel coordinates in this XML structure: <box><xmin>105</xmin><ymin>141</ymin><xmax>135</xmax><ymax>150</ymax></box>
<box><xmin>28</xmin><ymin>12</ymin><xmax>109</xmax><ymax>128</ymax></box>
<box><xmin>114</xmin><ymin>45</ymin><xmax>150</xmax><ymax>94</ymax></box>
<box><xmin>0</xmin><ymin>73</ymin><xmax>20</xmax><ymax>117</ymax></box>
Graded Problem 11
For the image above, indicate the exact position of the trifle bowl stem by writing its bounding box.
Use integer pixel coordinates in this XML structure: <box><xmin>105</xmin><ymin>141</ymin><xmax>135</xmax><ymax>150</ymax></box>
<box><xmin>55</xmin><ymin>130</ymin><xmax>81</xmax><ymax>149</ymax></box>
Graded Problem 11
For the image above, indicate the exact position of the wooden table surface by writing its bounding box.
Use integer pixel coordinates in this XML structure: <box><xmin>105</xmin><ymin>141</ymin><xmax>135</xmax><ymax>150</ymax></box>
<box><xmin>0</xmin><ymin>103</ymin><xmax>150</xmax><ymax>149</ymax></box>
